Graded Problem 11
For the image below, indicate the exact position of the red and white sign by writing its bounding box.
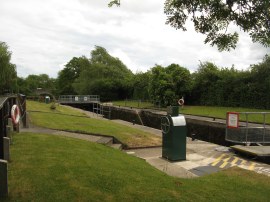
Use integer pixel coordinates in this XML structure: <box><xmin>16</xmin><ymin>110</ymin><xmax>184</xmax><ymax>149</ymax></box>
<box><xmin>227</xmin><ymin>112</ymin><xmax>239</xmax><ymax>128</ymax></box>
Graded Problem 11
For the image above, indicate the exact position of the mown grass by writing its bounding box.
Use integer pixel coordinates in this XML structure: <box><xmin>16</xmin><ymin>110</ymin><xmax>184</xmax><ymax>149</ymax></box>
<box><xmin>7</xmin><ymin>133</ymin><xmax>270</xmax><ymax>202</ymax></box>
<box><xmin>113</xmin><ymin>100</ymin><xmax>270</xmax><ymax>124</ymax></box>
<box><xmin>27</xmin><ymin>100</ymin><xmax>86</xmax><ymax>116</ymax></box>
<box><xmin>181</xmin><ymin>105</ymin><xmax>270</xmax><ymax>124</ymax></box>
<box><xmin>113</xmin><ymin>100</ymin><xmax>155</xmax><ymax>109</ymax></box>
<box><xmin>27</xmin><ymin>101</ymin><xmax>161</xmax><ymax>148</ymax></box>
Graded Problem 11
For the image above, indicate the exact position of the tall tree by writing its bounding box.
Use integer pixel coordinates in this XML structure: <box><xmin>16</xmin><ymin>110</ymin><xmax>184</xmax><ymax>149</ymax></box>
<box><xmin>57</xmin><ymin>56</ymin><xmax>90</xmax><ymax>95</ymax></box>
<box><xmin>149</xmin><ymin>64</ymin><xmax>191</xmax><ymax>106</ymax></box>
<box><xmin>21</xmin><ymin>74</ymin><xmax>56</xmax><ymax>95</ymax></box>
<box><xmin>248</xmin><ymin>55</ymin><xmax>270</xmax><ymax>108</ymax></box>
<box><xmin>164</xmin><ymin>0</ymin><xmax>270</xmax><ymax>51</ymax></box>
<box><xmin>0</xmin><ymin>42</ymin><xmax>17</xmax><ymax>94</ymax></box>
<box><xmin>132</xmin><ymin>71</ymin><xmax>151</xmax><ymax>100</ymax></box>
<box><xmin>191</xmin><ymin>62</ymin><xmax>221</xmax><ymax>105</ymax></box>
<box><xmin>73</xmin><ymin>46</ymin><xmax>133</xmax><ymax>101</ymax></box>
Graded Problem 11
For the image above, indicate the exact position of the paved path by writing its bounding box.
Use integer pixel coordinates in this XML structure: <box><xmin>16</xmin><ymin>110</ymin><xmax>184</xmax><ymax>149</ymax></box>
<box><xmin>126</xmin><ymin>138</ymin><xmax>270</xmax><ymax>178</ymax></box>
<box><xmin>21</xmin><ymin>126</ymin><xmax>103</xmax><ymax>143</ymax></box>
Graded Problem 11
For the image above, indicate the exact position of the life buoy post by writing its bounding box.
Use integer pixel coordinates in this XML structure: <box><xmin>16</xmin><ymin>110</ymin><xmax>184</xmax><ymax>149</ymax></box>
<box><xmin>178</xmin><ymin>98</ymin><xmax>184</xmax><ymax>108</ymax></box>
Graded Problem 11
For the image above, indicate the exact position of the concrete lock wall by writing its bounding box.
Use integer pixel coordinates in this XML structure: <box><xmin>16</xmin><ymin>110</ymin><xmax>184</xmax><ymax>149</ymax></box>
<box><xmin>185</xmin><ymin>118</ymin><xmax>228</xmax><ymax>146</ymax></box>
<box><xmin>103</xmin><ymin>106</ymin><xmax>141</xmax><ymax>124</ymax></box>
<box><xmin>105</xmin><ymin>106</ymin><xmax>229</xmax><ymax>146</ymax></box>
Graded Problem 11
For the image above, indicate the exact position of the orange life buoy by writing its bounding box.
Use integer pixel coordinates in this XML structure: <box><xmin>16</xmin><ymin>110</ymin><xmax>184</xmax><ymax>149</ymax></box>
<box><xmin>178</xmin><ymin>98</ymin><xmax>184</xmax><ymax>106</ymax></box>
<box><xmin>11</xmin><ymin>105</ymin><xmax>20</xmax><ymax>125</ymax></box>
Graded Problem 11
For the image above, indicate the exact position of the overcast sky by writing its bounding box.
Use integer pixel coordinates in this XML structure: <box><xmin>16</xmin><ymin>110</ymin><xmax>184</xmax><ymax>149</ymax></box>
<box><xmin>0</xmin><ymin>0</ymin><xmax>269</xmax><ymax>78</ymax></box>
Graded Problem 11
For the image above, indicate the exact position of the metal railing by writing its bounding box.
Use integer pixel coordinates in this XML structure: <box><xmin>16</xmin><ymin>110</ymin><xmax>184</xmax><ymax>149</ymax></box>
<box><xmin>58</xmin><ymin>95</ymin><xmax>100</xmax><ymax>104</ymax></box>
<box><xmin>226</xmin><ymin>112</ymin><xmax>270</xmax><ymax>144</ymax></box>
<box><xmin>92</xmin><ymin>102</ymin><xmax>112</xmax><ymax>119</ymax></box>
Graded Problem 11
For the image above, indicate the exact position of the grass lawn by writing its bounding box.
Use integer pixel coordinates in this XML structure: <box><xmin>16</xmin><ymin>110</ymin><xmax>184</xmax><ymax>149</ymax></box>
<box><xmin>181</xmin><ymin>105</ymin><xmax>270</xmax><ymax>123</ymax></box>
<box><xmin>7</xmin><ymin>133</ymin><xmax>270</xmax><ymax>202</ymax></box>
<box><xmin>27</xmin><ymin>101</ymin><xmax>161</xmax><ymax>148</ymax></box>
<box><xmin>113</xmin><ymin>100</ymin><xmax>155</xmax><ymax>109</ymax></box>
<box><xmin>27</xmin><ymin>100</ymin><xmax>86</xmax><ymax>116</ymax></box>
<box><xmin>112</xmin><ymin>100</ymin><xmax>270</xmax><ymax>124</ymax></box>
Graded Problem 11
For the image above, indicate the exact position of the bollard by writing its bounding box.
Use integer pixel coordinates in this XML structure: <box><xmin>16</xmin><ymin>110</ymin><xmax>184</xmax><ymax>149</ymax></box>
<box><xmin>15</xmin><ymin>123</ymin><xmax>20</xmax><ymax>133</ymax></box>
<box><xmin>0</xmin><ymin>160</ymin><xmax>8</xmax><ymax>197</ymax></box>
<box><xmin>25</xmin><ymin>112</ymin><xmax>30</xmax><ymax>128</ymax></box>
<box><xmin>7</xmin><ymin>118</ymin><xmax>13</xmax><ymax>132</ymax></box>
<box><xmin>6</xmin><ymin>126</ymin><xmax>12</xmax><ymax>144</ymax></box>
<box><xmin>3</xmin><ymin>137</ymin><xmax>10</xmax><ymax>162</ymax></box>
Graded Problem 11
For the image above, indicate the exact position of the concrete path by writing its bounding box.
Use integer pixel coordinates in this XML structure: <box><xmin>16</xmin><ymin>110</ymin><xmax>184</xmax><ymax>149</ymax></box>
<box><xmin>21</xmin><ymin>127</ymin><xmax>102</xmax><ymax>143</ymax></box>
<box><xmin>126</xmin><ymin>138</ymin><xmax>270</xmax><ymax>178</ymax></box>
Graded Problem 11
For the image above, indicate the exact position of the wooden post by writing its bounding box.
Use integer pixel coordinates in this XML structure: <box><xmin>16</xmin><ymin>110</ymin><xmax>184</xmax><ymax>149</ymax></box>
<box><xmin>25</xmin><ymin>112</ymin><xmax>29</xmax><ymax>128</ymax></box>
<box><xmin>15</xmin><ymin>123</ymin><xmax>20</xmax><ymax>133</ymax></box>
<box><xmin>7</xmin><ymin>118</ymin><xmax>13</xmax><ymax>131</ymax></box>
<box><xmin>0</xmin><ymin>160</ymin><xmax>8</xmax><ymax>197</ymax></box>
<box><xmin>21</xmin><ymin>95</ymin><xmax>27</xmax><ymax>128</ymax></box>
<box><xmin>6</xmin><ymin>126</ymin><xmax>12</xmax><ymax>144</ymax></box>
<box><xmin>3</xmin><ymin>137</ymin><xmax>10</xmax><ymax>162</ymax></box>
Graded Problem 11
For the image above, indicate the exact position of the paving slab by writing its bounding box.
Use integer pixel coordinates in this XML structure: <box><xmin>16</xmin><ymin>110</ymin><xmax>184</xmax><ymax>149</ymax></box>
<box><xmin>146</xmin><ymin>157</ymin><xmax>196</xmax><ymax>178</ymax></box>
<box><xmin>21</xmin><ymin>127</ymin><xmax>102</xmax><ymax>143</ymax></box>
<box><xmin>189</xmin><ymin>166</ymin><xmax>220</xmax><ymax>176</ymax></box>
<box><xmin>231</xmin><ymin>145</ymin><xmax>270</xmax><ymax>157</ymax></box>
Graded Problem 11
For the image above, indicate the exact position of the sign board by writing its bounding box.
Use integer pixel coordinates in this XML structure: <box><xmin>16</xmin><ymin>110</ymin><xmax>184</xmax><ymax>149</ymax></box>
<box><xmin>227</xmin><ymin>112</ymin><xmax>239</xmax><ymax>128</ymax></box>
<box><xmin>75</xmin><ymin>96</ymin><xmax>79</xmax><ymax>101</ymax></box>
<box><xmin>84</xmin><ymin>97</ymin><xmax>88</xmax><ymax>101</ymax></box>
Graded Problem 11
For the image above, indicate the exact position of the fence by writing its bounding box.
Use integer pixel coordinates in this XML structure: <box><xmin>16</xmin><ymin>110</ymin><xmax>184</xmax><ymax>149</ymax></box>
<box><xmin>0</xmin><ymin>95</ymin><xmax>27</xmax><ymax>158</ymax></box>
<box><xmin>92</xmin><ymin>103</ymin><xmax>112</xmax><ymax>119</ymax></box>
<box><xmin>226</xmin><ymin>112</ymin><xmax>270</xmax><ymax>144</ymax></box>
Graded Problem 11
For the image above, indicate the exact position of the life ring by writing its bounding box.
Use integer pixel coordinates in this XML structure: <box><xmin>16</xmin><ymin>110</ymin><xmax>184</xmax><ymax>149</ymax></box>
<box><xmin>11</xmin><ymin>105</ymin><xmax>20</xmax><ymax>125</ymax></box>
<box><xmin>178</xmin><ymin>98</ymin><xmax>184</xmax><ymax>106</ymax></box>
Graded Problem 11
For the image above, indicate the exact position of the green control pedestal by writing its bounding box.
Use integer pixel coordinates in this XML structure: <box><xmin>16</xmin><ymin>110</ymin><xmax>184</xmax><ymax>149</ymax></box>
<box><xmin>161</xmin><ymin>106</ymin><xmax>186</xmax><ymax>161</ymax></box>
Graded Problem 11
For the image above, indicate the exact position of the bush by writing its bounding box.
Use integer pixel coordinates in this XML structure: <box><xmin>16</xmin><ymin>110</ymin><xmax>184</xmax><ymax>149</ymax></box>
<box><xmin>50</xmin><ymin>102</ymin><xmax>56</xmax><ymax>110</ymax></box>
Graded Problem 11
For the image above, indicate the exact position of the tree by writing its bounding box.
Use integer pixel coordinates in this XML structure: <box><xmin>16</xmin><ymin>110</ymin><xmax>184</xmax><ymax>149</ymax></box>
<box><xmin>132</xmin><ymin>72</ymin><xmax>151</xmax><ymax>100</ymax></box>
<box><xmin>21</xmin><ymin>74</ymin><xmax>56</xmax><ymax>95</ymax></box>
<box><xmin>57</xmin><ymin>56</ymin><xmax>90</xmax><ymax>95</ymax></box>
<box><xmin>248</xmin><ymin>55</ymin><xmax>270</xmax><ymax>108</ymax></box>
<box><xmin>189</xmin><ymin>59</ymin><xmax>270</xmax><ymax>109</ymax></box>
<box><xmin>191</xmin><ymin>62</ymin><xmax>221</xmax><ymax>105</ymax></box>
<box><xmin>165</xmin><ymin>0</ymin><xmax>270</xmax><ymax>51</ymax></box>
<box><xmin>0</xmin><ymin>42</ymin><xmax>17</xmax><ymax>94</ymax></box>
<box><xmin>109</xmin><ymin>1</ymin><xmax>270</xmax><ymax>51</ymax></box>
<box><xmin>149</xmin><ymin>64</ymin><xmax>191</xmax><ymax>106</ymax></box>
<box><xmin>73</xmin><ymin>46</ymin><xmax>133</xmax><ymax>101</ymax></box>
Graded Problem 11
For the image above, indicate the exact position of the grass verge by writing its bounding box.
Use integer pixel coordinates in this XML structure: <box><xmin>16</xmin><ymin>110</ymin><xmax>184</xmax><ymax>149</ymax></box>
<box><xmin>8</xmin><ymin>133</ymin><xmax>270</xmax><ymax>202</ymax></box>
<box><xmin>27</xmin><ymin>101</ymin><xmax>161</xmax><ymax>148</ymax></box>
<box><xmin>113</xmin><ymin>100</ymin><xmax>270</xmax><ymax>124</ymax></box>
<box><xmin>27</xmin><ymin>100</ymin><xmax>86</xmax><ymax>116</ymax></box>
<box><xmin>113</xmin><ymin>100</ymin><xmax>155</xmax><ymax>109</ymax></box>
<box><xmin>181</xmin><ymin>105</ymin><xmax>270</xmax><ymax>123</ymax></box>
